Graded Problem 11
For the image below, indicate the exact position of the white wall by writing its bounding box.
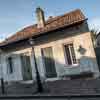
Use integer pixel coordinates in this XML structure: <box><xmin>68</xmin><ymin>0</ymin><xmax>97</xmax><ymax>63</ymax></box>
<box><xmin>34</xmin><ymin>32</ymin><xmax>100</xmax><ymax>78</ymax></box>
<box><xmin>0</xmin><ymin>32</ymin><xmax>99</xmax><ymax>82</ymax></box>
<box><xmin>0</xmin><ymin>53</ymin><xmax>23</xmax><ymax>82</ymax></box>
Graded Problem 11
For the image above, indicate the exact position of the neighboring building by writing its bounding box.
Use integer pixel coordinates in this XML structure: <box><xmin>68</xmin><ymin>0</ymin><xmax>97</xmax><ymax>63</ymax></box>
<box><xmin>96</xmin><ymin>32</ymin><xmax>100</xmax><ymax>47</ymax></box>
<box><xmin>0</xmin><ymin>8</ymin><xmax>99</xmax><ymax>82</ymax></box>
<box><xmin>95</xmin><ymin>32</ymin><xmax>100</xmax><ymax>71</ymax></box>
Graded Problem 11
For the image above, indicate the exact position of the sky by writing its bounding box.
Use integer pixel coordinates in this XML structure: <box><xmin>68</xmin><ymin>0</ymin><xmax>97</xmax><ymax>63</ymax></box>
<box><xmin>0</xmin><ymin>0</ymin><xmax>100</xmax><ymax>41</ymax></box>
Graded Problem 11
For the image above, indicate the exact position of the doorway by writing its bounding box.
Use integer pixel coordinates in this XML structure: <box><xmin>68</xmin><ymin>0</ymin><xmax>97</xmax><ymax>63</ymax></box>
<box><xmin>21</xmin><ymin>53</ymin><xmax>32</xmax><ymax>80</ymax></box>
<box><xmin>41</xmin><ymin>47</ymin><xmax>57</xmax><ymax>78</ymax></box>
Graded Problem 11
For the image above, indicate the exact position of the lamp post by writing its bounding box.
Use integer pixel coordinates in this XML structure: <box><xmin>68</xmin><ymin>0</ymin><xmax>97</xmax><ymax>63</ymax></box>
<box><xmin>1</xmin><ymin>78</ymin><xmax>5</xmax><ymax>94</ymax></box>
<box><xmin>29</xmin><ymin>38</ymin><xmax>43</xmax><ymax>93</ymax></box>
<box><xmin>0</xmin><ymin>51</ymin><xmax>5</xmax><ymax>95</ymax></box>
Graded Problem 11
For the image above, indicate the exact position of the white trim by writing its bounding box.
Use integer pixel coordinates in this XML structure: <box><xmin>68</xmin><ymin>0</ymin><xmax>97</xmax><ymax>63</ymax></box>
<box><xmin>40</xmin><ymin>48</ymin><xmax>46</xmax><ymax>77</ymax></box>
<box><xmin>63</xmin><ymin>43</ymin><xmax>78</xmax><ymax>66</ymax></box>
<box><xmin>69</xmin><ymin>45</ymin><xmax>73</xmax><ymax>64</ymax></box>
<box><xmin>64</xmin><ymin>63</ymin><xmax>79</xmax><ymax>68</ymax></box>
<box><xmin>45</xmin><ymin>77</ymin><xmax>60</xmax><ymax>82</ymax></box>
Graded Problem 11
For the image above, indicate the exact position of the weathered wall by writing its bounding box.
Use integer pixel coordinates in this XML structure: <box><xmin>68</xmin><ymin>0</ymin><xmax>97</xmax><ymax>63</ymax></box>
<box><xmin>0</xmin><ymin>53</ymin><xmax>23</xmax><ymax>81</ymax></box>
<box><xmin>0</xmin><ymin>21</ymin><xmax>99</xmax><ymax>81</ymax></box>
<box><xmin>34</xmin><ymin>32</ymin><xmax>99</xmax><ymax>78</ymax></box>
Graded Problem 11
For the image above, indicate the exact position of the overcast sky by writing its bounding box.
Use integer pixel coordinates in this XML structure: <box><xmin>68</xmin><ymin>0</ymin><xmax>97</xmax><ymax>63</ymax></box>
<box><xmin>0</xmin><ymin>0</ymin><xmax>100</xmax><ymax>41</ymax></box>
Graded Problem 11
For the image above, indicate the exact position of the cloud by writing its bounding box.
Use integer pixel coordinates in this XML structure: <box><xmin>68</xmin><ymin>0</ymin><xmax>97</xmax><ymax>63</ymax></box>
<box><xmin>89</xmin><ymin>17</ymin><xmax>100</xmax><ymax>32</ymax></box>
<box><xmin>0</xmin><ymin>35</ymin><xmax>6</xmax><ymax>42</ymax></box>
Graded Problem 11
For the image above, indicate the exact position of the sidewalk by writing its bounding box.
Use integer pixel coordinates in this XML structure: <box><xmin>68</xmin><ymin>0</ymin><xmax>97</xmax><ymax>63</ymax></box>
<box><xmin>0</xmin><ymin>79</ymin><xmax>100</xmax><ymax>96</ymax></box>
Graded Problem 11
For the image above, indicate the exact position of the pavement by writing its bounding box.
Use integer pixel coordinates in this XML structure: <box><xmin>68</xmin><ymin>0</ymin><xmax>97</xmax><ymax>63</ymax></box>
<box><xmin>0</xmin><ymin>78</ymin><xmax>100</xmax><ymax>96</ymax></box>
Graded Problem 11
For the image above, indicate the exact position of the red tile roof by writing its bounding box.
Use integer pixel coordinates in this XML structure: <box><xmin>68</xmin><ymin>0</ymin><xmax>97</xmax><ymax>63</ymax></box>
<box><xmin>0</xmin><ymin>9</ymin><xmax>86</xmax><ymax>46</ymax></box>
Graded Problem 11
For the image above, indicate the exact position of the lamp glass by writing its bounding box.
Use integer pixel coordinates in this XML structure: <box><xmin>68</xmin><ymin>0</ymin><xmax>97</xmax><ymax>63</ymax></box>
<box><xmin>29</xmin><ymin>38</ymin><xmax>35</xmax><ymax>45</ymax></box>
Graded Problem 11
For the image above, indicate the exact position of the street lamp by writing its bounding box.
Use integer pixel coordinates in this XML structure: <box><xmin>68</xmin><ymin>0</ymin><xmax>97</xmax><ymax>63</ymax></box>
<box><xmin>0</xmin><ymin>50</ymin><xmax>5</xmax><ymax>95</ymax></box>
<box><xmin>29</xmin><ymin>38</ymin><xmax>43</xmax><ymax>93</ymax></box>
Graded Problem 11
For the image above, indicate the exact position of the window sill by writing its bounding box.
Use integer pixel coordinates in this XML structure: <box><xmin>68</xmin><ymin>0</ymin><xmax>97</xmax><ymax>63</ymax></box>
<box><xmin>64</xmin><ymin>64</ymin><xmax>79</xmax><ymax>68</ymax></box>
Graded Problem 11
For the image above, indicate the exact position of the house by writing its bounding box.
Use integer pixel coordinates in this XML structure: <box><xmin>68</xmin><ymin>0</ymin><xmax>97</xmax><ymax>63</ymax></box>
<box><xmin>0</xmin><ymin>8</ymin><xmax>99</xmax><ymax>82</ymax></box>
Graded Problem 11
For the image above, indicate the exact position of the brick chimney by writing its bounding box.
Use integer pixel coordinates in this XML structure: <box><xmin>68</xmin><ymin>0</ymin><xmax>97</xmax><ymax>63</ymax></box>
<box><xmin>36</xmin><ymin>7</ymin><xmax>45</xmax><ymax>28</ymax></box>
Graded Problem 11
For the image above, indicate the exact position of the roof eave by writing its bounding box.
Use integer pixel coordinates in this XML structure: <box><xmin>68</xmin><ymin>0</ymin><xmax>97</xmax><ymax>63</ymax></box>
<box><xmin>0</xmin><ymin>18</ymin><xmax>87</xmax><ymax>48</ymax></box>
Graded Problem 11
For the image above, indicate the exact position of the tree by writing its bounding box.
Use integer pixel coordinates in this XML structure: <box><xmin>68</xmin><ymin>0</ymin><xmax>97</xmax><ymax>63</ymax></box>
<box><xmin>90</xmin><ymin>29</ymin><xmax>98</xmax><ymax>47</ymax></box>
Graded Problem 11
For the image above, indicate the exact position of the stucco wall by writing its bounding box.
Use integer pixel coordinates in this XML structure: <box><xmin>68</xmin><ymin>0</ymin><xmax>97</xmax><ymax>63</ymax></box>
<box><xmin>0</xmin><ymin>31</ymin><xmax>99</xmax><ymax>82</ymax></box>
<box><xmin>0</xmin><ymin>53</ymin><xmax>23</xmax><ymax>81</ymax></box>
<box><xmin>0</xmin><ymin>21</ymin><xmax>99</xmax><ymax>81</ymax></box>
<box><xmin>34</xmin><ymin>32</ymin><xmax>99</xmax><ymax>78</ymax></box>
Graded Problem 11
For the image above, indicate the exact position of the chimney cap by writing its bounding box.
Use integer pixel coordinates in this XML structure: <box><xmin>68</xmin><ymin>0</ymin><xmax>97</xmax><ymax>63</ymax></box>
<box><xmin>36</xmin><ymin>7</ymin><xmax>44</xmax><ymax>13</ymax></box>
<box><xmin>48</xmin><ymin>16</ymin><xmax>53</xmax><ymax>19</ymax></box>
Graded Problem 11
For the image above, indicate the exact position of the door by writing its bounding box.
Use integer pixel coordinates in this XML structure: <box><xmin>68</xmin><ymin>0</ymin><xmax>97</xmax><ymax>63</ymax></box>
<box><xmin>42</xmin><ymin>47</ymin><xmax>57</xmax><ymax>78</ymax></box>
<box><xmin>21</xmin><ymin>54</ymin><xmax>32</xmax><ymax>80</ymax></box>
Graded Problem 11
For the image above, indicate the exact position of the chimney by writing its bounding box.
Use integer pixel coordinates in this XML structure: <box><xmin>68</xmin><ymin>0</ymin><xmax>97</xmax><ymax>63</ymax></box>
<box><xmin>36</xmin><ymin>7</ymin><xmax>45</xmax><ymax>28</ymax></box>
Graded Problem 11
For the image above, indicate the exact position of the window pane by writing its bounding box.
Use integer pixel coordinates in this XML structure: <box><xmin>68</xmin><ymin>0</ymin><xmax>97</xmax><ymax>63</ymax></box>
<box><xmin>64</xmin><ymin>45</ymin><xmax>72</xmax><ymax>65</ymax></box>
<box><xmin>8</xmin><ymin>57</ymin><xmax>13</xmax><ymax>74</ymax></box>
<box><xmin>70</xmin><ymin>44</ymin><xmax>77</xmax><ymax>64</ymax></box>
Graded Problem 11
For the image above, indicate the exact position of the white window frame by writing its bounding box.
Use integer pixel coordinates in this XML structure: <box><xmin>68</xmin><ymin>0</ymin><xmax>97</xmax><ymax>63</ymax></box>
<box><xmin>63</xmin><ymin>43</ymin><xmax>78</xmax><ymax>67</ymax></box>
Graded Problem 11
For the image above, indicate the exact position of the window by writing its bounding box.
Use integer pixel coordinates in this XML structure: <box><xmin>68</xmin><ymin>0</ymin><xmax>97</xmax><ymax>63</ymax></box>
<box><xmin>7</xmin><ymin>57</ymin><xmax>13</xmax><ymax>74</ymax></box>
<box><xmin>64</xmin><ymin>43</ymin><xmax>77</xmax><ymax>65</ymax></box>
<box><xmin>41</xmin><ymin>47</ymin><xmax>57</xmax><ymax>78</ymax></box>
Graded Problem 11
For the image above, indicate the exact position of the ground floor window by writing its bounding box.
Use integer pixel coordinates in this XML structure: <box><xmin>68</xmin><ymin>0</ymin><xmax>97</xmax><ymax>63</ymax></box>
<box><xmin>41</xmin><ymin>47</ymin><xmax>57</xmax><ymax>78</ymax></box>
<box><xmin>7</xmin><ymin>57</ymin><xmax>13</xmax><ymax>74</ymax></box>
<box><xmin>64</xmin><ymin>43</ymin><xmax>77</xmax><ymax>66</ymax></box>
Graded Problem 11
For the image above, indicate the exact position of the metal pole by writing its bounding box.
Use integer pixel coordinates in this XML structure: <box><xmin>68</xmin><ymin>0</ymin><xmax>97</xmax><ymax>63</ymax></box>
<box><xmin>31</xmin><ymin>46</ymin><xmax>43</xmax><ymax>93</ymax></box>
<box><xmin>0</xmin><ymin>54</ymin><xmax>5</xmax><ymax>95</ymax></box>
<box><xmin>1</xmin><ymin>78</ymin><xmax>5</xmax><ymax>94</ymax></box>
